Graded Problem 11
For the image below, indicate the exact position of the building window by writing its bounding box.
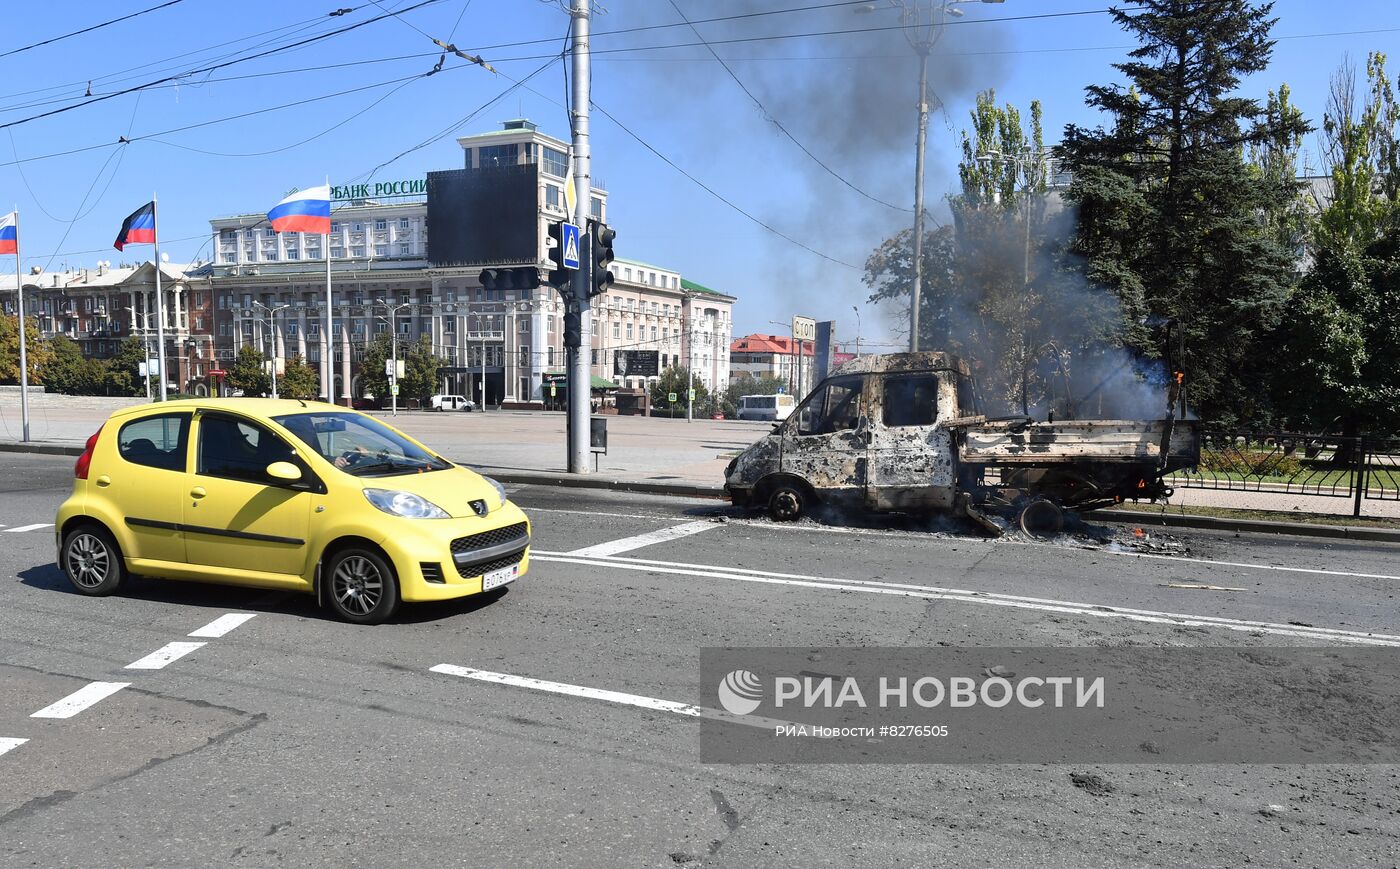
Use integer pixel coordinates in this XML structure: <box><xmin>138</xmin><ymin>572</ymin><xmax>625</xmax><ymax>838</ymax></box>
<box><xmin>651</xmin><ymin>326</ymin><xmax>657</xmax><ymax>341</ymax></box>
<box><xmin>444</xmin><ymin>316</ymin><xmax>455</xmax><ymax>332</ymax></box>
<box><xmin>612</xmin><ymin>322</ymin><xmax>620</xmax><ymax>339</ymax></box>
<box><xmin>399</xmin><ymin>244</ymin><xmax>410</xmax><ymax>257</ymax></box>
<box><xmin>221</xmin><ymin>252</ymin><xmax>236</xmax><ymax>264</ymax></box>
<box><xmin>352</xmin><ymin>222</ymin><xmax>363</xmax><ymax>232</ymax></box>
<box><xmin>479</xmin><ymin>143</ymin><xmax>518</xmax><ymax>167</ymax></box>
<box><xmin>265</xmin><ymin>251</ymin><xmax>278</xmax><ymax>261</ymax></box>
<box><xmin>375</xmin><ymin>219</ymin><xmax>387</xmax><ymax>231</ymax></box>
<box><xmin>265</xmin><ymin>227</ymin><xmax>276</xmax><ymax>238</ymax></box>
<box><xmin>542</xmin><ymin>146</ymin><xmax>568</xmax><ymax>178</ymax></box>
<box><xmin>375</xmin><ymin>245</ymin><xmax>388</xmax><ymax>258</ymax></box>
<box><xmin>548</xmin><ymin>347</ymin><xmax>554</xmax><ymax>366</ymax></box>
<box><xmin>590</xmin><ymin>196</ymin><xmax>602</xmax><ymax>220</ymax></box>
<box><xmin>330</xmin><ymin>221</ymin><xmax>340</xmax><ymax>233</ymax></box>
<box><xmin>545</xmin><ymin>185</ymin><xmax>561</xmax><ymax>208</ymax></box>
<box><xmin>350</xmin><ymin>246</ymin><xmax>365</xmax><ymax>257</ymax></box>
<box><xmin>331</xmin><ymin>247</ymin><xmax>345</xmax><ymax>258</ymax></box>
<box><xmin>399</xmin><ymin>321</ymin><xmax>410</xmax><ymax>334</ymax></box>
<box><xmin>286</xmin><ymin>248</ymin><xmax>299</xmax><ymax>260</ymax></box>
<box><xmin>399</xmin><ymin>217</ymin><xmax>410</xmax><ymax>230</ymax></box>
<box><xmin>626</xmin><ymin>324</ymin><xmax>633</xmax><ymax>339</ymax></box>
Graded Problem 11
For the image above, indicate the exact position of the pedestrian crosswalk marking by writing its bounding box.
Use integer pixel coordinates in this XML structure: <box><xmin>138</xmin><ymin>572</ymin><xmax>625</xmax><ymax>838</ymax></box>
<box><xmin>4</xmin><ymin>523</ymin><xmax>52</xmax><ymax>533</ymax></box>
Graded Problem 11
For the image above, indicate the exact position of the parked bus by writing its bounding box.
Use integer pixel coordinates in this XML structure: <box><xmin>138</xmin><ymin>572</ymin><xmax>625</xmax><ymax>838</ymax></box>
<box><xmin>736</xmin><ymin>393</ymin><xmax>796</xmax><ymax>422</ymax></box>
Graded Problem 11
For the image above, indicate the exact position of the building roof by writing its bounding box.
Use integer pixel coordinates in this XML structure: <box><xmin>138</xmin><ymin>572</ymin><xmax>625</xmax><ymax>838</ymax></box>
<box><xmin>730</xmin><ymin>334</ymin><xmax>815</xmax><ymax>356</ymax></box>
<box><xmin>0</xmin><ymin>261</ymin><xmax>200</xmax><ymax>292</ymax></box>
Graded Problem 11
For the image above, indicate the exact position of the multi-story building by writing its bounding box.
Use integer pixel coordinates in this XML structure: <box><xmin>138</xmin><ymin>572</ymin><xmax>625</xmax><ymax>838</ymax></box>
<box><xmin>729</xmin><ymin>333</ymin><xmax>817</xmax><ymax>397</ymax></box>
<box><xmin>206</xmin><ymin>119</ymin><xmax>735</xmax><ymax>405</ymax></box>
<box><xmin>1</xmin><ymin>261</ymin><xmax>215</xmax><ymax>394</ymax></box>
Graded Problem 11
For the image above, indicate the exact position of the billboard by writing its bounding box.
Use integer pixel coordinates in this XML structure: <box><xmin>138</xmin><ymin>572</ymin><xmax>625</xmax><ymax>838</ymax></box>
<box><xmin>426</xmin><ymin>165</ymin><xmax>539</xmax><ymax>268</ymax></box>
<box><xmin>614</xmin><ymin>350</ymin><xmax>660</xmax><ymax>378</ymax></box>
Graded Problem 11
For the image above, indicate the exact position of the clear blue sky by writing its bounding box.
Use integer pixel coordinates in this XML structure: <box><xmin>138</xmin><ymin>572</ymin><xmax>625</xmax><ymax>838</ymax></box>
<box><xmin>2</xmin><ymin>0</ymin><xmax>1397</xmax><ymax>349</ymax></box>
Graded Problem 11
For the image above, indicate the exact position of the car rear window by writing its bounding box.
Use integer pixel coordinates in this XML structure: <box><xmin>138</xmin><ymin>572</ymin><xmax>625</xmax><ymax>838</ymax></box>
<box><xmin>117</xmin><ymin>413</ymin><xmax>191</xmax><ymax>472</ymax></box>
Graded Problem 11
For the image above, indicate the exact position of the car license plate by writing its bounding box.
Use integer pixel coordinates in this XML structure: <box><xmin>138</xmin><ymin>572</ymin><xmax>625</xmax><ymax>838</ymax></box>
<box><xmin>482</xmin><ymin>563</ymin><xmax>518</xmax><ymax>591</ymax></box>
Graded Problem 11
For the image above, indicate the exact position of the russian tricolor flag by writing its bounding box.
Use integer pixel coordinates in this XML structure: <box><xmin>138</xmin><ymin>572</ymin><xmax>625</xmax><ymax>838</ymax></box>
<box><xmin>114</xmin><ymin>201</ymin><xmax>156</xmax><ymax>251</ymax></box>
<box><xmin>0</xmin><ymin>212</ymin><xmax>16</xmax><ymax>255</ymax></box>
<box><xmin>267</xmin><ymin>185</ymin><xmax>331</xmax><ymax>234</ymax></box>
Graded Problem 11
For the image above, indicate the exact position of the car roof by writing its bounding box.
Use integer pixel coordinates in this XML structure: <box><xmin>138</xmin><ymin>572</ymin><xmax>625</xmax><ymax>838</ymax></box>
<box><xmin>109</xmin><ymin>398</ymin><xmax>352</xmax><ymax>423</ymax></box>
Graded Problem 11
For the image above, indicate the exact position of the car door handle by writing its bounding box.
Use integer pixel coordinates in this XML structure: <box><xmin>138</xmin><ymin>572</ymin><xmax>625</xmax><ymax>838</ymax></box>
<box><xmin>189</xmin><ymin>487</ymin><xmax>207</xmax><ymax>500</ymax></box>
<box><xmin>95</xmin><ymin>475</ymin><xmax>111</xmax><ymax>487</ymax></box>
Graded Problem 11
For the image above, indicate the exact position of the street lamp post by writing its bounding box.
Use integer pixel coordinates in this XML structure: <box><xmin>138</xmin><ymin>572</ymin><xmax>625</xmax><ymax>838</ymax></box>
<box><xmin>376</xmin><ymin>299</ymin><xmax>413</xmax><ymax>416</ymax></box>
<box><xmin>857</xmin><ymin>0</ymin><xmax>1007</xmax><ymax>352</ymax></box>
<box><xmin>852</xmin><ymin>305</ymin><xmax>862</xmax><ymax>358</ymax></box>
<box><xmin>253</xmin><ymin>302</ymin><xmax>290</xmax><ymax>399</ymax></box>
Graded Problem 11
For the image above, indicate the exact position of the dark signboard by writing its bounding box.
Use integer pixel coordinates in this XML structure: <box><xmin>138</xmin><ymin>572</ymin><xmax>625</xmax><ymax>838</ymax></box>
<box><xmin>614</xmin><ymin>350</ymin><xmax>660</xmax><ymax>378</ymax></box>
<box><xmin>426</xmin><ymin>165</ymin><xmax>539</xmax><ymax>267</ymax></box>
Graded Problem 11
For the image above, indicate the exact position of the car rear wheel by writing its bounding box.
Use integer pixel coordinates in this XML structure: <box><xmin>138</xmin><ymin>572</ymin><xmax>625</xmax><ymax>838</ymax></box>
<box><xmin>325</xmin><ymin>548</ymin><xmax>400</xmax><ymax>625</ymax></box>
<box><xmin>61</xmin><ymin>524</ymin><xmax>125</xmax><ymax>596</ymax></box>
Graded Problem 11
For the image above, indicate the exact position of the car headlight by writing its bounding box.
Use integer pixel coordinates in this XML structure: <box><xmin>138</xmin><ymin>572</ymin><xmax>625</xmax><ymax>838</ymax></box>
<box><xmin>482</xmin><ymin>475</ymin><xmax>507</xmax><ymax>509</ymax></box>
<box><xmin>363</xmin><ymin>488</ymin><xmax>450</xmax><ymax>519</ymax></box>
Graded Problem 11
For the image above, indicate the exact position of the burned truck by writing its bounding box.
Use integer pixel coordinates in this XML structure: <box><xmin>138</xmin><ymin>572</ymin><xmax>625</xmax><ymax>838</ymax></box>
<box><xmin>723</xmin><ymin>352</ymin><xmax>1199</xmax><ymax>535</ymax></box>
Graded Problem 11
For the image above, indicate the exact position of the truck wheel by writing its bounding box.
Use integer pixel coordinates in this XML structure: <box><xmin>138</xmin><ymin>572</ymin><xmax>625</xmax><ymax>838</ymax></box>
<box><xmin>1018</xmin><ymin>499</ymin><xmax>1063</xmax><ymax>537</ymax></box>
<box><xmin>767</xmin><ymin>483</ymin><xmax>807</xmax><ymax>522</ymax></box>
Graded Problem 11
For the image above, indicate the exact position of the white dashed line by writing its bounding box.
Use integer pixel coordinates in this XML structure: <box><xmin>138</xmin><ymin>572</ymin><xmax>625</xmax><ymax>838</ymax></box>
<box><xmin>430</xmin><ymin>664</ymin><xmax>800</xmax><ymax>731</ymax></box>
<box><xmin>188</xmin><ymin>613</ymin><xmax>258</xmax><ymax>638</ymax></box>
<box><xmin>0</xmin><ymin>737</ymin><xmax>28</xmax><ymax>757</ymax></box>
<box><xmin>31</xmin><ymin>682</ymin><xmax>130</xmax><ymax>719</ymax></box>
<box><xmin>4</xmin><ymin>523</ymin><xmax>53</xmax><ymax>533</ymax></box>
<box><xmin>125</xmin><ymin>641</ymin><xmax>206</xmax><ymax>670</ymax></box>
<box><xmin>567</xmin><ymin>520</ymin><xmax>719</xmax><ymax>558</ymax></box>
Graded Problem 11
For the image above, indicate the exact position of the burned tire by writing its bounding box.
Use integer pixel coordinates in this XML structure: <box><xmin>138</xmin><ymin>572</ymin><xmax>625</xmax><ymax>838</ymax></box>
<box><xmin>766</xmin><ymin>482</ymin><xmax>808</xmax><ymax>522</ymax></box>
<box><xmin>1018</xmin><ymin>499</ymin><xmax>1064</xmax><ymax>537</ymax></box>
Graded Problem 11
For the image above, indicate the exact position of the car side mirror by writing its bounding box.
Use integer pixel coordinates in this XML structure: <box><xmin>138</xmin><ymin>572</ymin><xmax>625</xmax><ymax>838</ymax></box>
<box><xmin>266</xmin><ymin>461</ymin><xmax>302</xmax><ymax>482</ymax></box>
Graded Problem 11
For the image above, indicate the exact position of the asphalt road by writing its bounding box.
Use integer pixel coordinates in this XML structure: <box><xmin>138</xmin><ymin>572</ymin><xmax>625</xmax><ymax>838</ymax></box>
<box><xmin>1</xmin><ymin>453</ymin><xmax>1398</xmax><ymax>868</ymax></box>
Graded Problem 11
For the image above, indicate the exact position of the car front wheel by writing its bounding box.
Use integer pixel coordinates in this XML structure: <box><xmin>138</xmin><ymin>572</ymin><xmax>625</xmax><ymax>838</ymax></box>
<box><xmin>325</xmin><ymin>548</ymin><xmax>401</xmax><ymax>625</ymax></box>
<box><xmin>61</xmin><ymin>524</ymin><xmax>126</xmax><ymax>596</ymax></box>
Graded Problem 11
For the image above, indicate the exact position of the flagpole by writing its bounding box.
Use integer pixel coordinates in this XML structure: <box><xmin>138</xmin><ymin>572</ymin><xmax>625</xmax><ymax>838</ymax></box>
<box><xmin>324</xmin><ymin>176</ymin><xmax>333</xmax><ymax>404</ymax></box>
<box><xmin>13</xmin><ymin>207</ymin><xmax>29</xmax><ymax>441</ymax></box>
<box><xmin>152</xmin><ymin>192</ymin><xmax>168</xmax><ymax>401</ymax></box>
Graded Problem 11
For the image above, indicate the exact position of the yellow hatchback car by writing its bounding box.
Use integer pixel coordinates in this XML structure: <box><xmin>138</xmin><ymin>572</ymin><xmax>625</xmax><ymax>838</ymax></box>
<box><xmin>55</xmin><ymin>399</ymin><xmax>530</xmax><ymax>624</ymax></box>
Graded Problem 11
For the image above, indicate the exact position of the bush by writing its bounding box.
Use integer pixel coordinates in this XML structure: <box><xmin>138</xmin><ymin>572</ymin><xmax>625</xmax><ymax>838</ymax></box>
<box><xmin>1199</xmin><ymin>447</ymin><xmax>1303</xmax><ymax>478</ymax></box>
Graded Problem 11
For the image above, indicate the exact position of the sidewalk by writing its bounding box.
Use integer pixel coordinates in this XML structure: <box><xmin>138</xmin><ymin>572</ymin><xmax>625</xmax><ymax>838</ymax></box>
<box><xmin>3</xmin><ymin>393</ymin><xmax>1397</xmax><ymax>522</ymax></box>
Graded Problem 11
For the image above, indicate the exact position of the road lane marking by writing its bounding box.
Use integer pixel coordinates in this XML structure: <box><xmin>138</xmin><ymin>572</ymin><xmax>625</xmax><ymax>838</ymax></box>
<box><xmin>125</xmin><ymin>641</ymin><xmax>206</xmax><ymax>670</ymax></box>
<box><xmin>532</xmin><ymin>552</ymin><xmax>1400</xmax><ymax>647</ymax></box>
<box><xmin>4</xmin><ymin>523</ymin><xmax>53</xmax><ymax>533</ymax></box>
<box><xmin>526</xmin><ymin>507</ymin><xmax>697</xmax><ymax>523</ymax></box>
<box><xmin>0</xmin><ymin>737</ymin><xmax>27</xmax><ymax>757</ymax></box>
<box><xmin>31</xmin><ymin>682</ymin><xmax>130</xmax><ymax>719</ymax></box>
<box><xmin>1096</xmin><ymin>548</ymin><xmax>1400</xmax><ymax>582</ymax></box>
<box><xmin>189</xmin><ymin>613</ymin><xmax>258</xmax><ymax>637</ymax></box>
<box><xmin>430</xmin><ymin>664</ymin><xmax>797</xmax><ymax>730</ymax></box>
<box><xmin>567</xmin><ymin>520</ymin><xmax>720</xmax><ymax>558</ymax></box>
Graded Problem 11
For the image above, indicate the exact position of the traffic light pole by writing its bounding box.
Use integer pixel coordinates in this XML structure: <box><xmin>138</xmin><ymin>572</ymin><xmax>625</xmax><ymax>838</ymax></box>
<box><xmin>566</xmin><ymin>0</ymin><xmax>592</xmax><ymax>474</ymax></box>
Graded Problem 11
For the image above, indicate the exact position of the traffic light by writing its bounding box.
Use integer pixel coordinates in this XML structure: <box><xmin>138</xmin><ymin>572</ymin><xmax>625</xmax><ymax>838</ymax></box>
<box><xmin>479</xmin><ymin>267</ymin><xmax>541</xmax><ymax>293</ymax></box>
<box><xmin>545</xmin><ymin>221</ymin><xmax>569</xmax><ymax>288</ymax></box>
<box><xmin>588</xmin><ymin>220</ymin><xmax>615</xmax><ymax>298</ymax></box>
<box><xmin>563</xmin><ymin>307</ymin><xmax>582</xmax><ymax>347</ymax></box>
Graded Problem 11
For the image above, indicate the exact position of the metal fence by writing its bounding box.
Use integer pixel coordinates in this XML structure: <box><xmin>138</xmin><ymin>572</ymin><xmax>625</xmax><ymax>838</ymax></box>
<box><xmin>1167</xmin><ymin>431</ymin><xmax>1400</xmax><ymax>517</ymax></box>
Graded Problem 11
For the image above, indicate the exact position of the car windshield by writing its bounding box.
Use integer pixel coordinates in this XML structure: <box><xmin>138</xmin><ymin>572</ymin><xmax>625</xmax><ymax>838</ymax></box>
<box><xmin>272</xmin><ymin>411</ymin><xmax>452</xmax><ymax>477</ymax></box>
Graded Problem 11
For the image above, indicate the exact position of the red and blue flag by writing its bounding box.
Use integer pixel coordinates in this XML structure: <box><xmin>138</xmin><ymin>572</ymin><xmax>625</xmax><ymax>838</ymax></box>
<box><xmin>267</xmin><ymin>185</ymin><xmax>331</xmax><ymax>234</ymax></box>
<box><xmin>114</xmin><ymin>201</ymin><xmax>156</xmax><ymax>250</ymax></box>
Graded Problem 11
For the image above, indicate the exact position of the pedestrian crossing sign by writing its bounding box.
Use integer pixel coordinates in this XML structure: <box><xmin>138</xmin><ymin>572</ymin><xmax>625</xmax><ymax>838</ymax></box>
<box><xmin>562</xmin><ymin>222</ymin><xmax>581</xmax><ymax>270</ymax></box>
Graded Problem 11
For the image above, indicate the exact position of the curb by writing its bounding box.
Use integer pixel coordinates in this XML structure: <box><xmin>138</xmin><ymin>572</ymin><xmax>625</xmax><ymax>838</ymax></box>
<box><xmin>1085</xmin><ymin>508</ymin><xmax>1400</xmax><ymax>544</ymax></box>
<box><xmin>467</xmin><ymin>466</ymin><xmax>725</xmax><ymax>500</ymax></box>
<box><xmin>0</xmin><ymin>441</ymin><xmax>83</xmax><ymax>457</ymax></box>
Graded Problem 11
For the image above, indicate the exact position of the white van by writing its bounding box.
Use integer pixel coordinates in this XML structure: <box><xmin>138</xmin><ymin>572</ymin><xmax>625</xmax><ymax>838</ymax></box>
<box><xmin>736</xmin><ymin>393</ymin><xmax>795</xmax><ymax>422</ymax></box>
<box><xmin>430</xmin><ymin>394</ymin><xmax>476</xmax><ymax>412</ymax></box>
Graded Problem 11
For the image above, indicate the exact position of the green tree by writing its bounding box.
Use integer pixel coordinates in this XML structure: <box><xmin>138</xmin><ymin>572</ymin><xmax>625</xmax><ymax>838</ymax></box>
<box><xmin>0</xmin><ymin>315</ymin><xmax>53</xmax><ymax>385</ymax></box>
<box><xmin>227</xmin><ymin>345</ymin><xmax>270</xmax><ymax>397</ymax></box>
<box><xmin>42</xmin><ymin>335</ymin><xmax>106</xmax><ymax>395</ymax></box>
<box><xmin>278</xmin><ymin>355</ymin><xmax>320</xmax><ymax>399</ymax></box>
<box><xmin>359</xmin><ymin>333</ymin><xmax>393</xmax><ymax>401</ymax></box>
<box><xmin>1059</xmin><ymin>0</ymin><xmax>1311</xmax><ymax>425</ymax></box>
<box><xmin>1270</xmin><ymin>54</ymin><xmax>1400</xmax><ymax>434</ymax></box>
<box><xmin>402</xmin><ymin>335</ymin><xmax>445</xmax><ymax>404</ymax></box>
<box><xmin>103</xmin><ymin>337</ymin><xmax>145</xmax><ymax>397</ymax></box>
<box><xmin>650</xmin><ymin>365</ymin><xmax>708</xmax><ymax>418</ymax></box>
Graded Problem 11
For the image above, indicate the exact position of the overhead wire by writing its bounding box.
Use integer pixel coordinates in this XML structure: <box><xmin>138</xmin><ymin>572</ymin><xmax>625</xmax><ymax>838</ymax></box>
<box><xmin>0</xmin><ymin>0</ymin><xmax>188</xmax><ymax>61</ymax></box>
<box><xmin>0</xmin><ymin>0</ymin><xmax>448</xmax><ymax>134</ymax></box>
